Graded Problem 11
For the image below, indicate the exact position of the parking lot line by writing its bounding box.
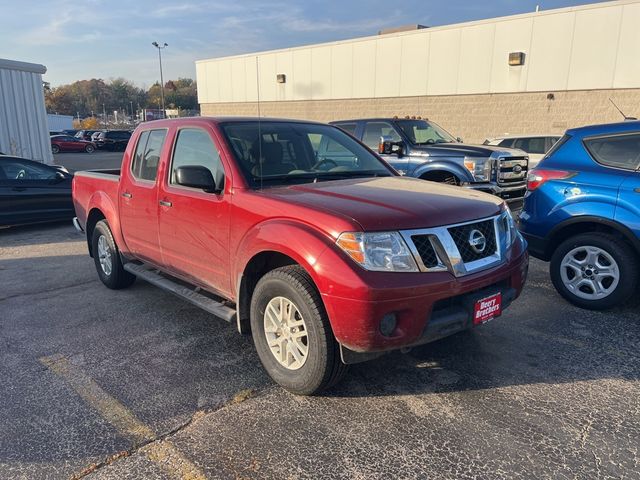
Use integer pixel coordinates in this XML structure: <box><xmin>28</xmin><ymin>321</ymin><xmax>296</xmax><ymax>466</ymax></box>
<box><xmin>40</xmin><ymin>354</ymin><xmax>206</xmax><ymax>480</ymax></box>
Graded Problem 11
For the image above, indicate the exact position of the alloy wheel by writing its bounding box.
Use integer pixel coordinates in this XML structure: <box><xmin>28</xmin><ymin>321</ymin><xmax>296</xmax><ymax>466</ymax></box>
<box><xmin>560</xmin><ymin>245</ymin><xmax>619</xmax><ymax>300</ymax></box>
<box><xmin>97</xmin><ymin>235</ymin><xmax>113</xmax><ymax>276</ymax></box>
<box><xmin>263</xmin><ymin>296</ymin><xmax>309</xmax><ymax>370</ymax></box>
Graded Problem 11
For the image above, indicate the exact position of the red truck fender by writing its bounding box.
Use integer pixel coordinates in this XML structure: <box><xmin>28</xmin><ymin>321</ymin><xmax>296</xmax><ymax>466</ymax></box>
<box><xmin>85</xmin><ymin>191</ymin><xmax>129</xmax><ymax>256</ymax></box>
<box><xmin>233</xmin><ymin>219</ymin><xmax>337</xmax><ymax>334</ymax></box>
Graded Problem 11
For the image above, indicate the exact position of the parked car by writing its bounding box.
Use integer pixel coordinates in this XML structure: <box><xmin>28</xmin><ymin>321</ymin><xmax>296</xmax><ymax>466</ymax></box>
<box><xmin>520</xmin><ymin>121</ymin><xmax>640</xmax><ymax>310</ymax></box>
<box><xmin>72</xmin><ymin>117</ymin><xmax>528</xmax><ymax>395</ymax></box>
<box><xmin>330</xmin><ymin>117</ymin><xmax>529</xmax><ymax>211</ymax></box>
<box><xmin>62</xmin><ymin>129</ymin><xmax>79</xmax><ymax>136</ymax></box>
<box><xmin>90</xmin><ymin>131</ymin><xmax>104</xmax><ymax>142</ymax></box>
<box><xmin>484</xmin><ymin>135</ymin><xmax>561</xmax><ymax>168</ymax></box>
<box><xmin>0</xmin><ymin>155</ymin><xmax>74</xmax><ymax>226</ymax></box>
<box><xmin>94</xmin><ymin>130</ymin><xmax>132</xmax><ymax>151</ymax></box>
<box><xmin>75</xmin><ymin>130</ymin><xmax>100</xmax><ymax>141</ymax></box>
<box><xmin>51</xmin><ymin>135</ymin><xmax>96</xmax><ymax>154</ymax></box>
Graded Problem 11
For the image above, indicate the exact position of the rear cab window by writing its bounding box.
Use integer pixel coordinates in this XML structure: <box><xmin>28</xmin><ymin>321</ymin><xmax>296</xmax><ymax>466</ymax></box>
<box><xmin>333</xmin><ymin>123</ymin><xmax>357</xmax><ymax>137</ymax></box>
<box><xmin>131</xmin><ymin>129</ymin><xmax>167</xmax><ymax>181</ymax></box>
<box><xmin>584</xmin><ymin>133</ymin><xmax>640</xmax><ymax>170</ymax></box>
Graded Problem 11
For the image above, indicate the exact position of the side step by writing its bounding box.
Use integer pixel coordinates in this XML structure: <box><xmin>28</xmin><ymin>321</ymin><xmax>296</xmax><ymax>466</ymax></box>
<box><xmin>124</xmin><ymin>263</ymin><xmax>236</xmax><ymax>323</ymax></box>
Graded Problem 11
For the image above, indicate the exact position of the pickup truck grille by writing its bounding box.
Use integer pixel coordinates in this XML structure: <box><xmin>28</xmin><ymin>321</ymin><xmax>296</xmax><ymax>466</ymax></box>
<box><xmin>448</xmin><ymin>219</ymin><xmax>497</xmax><ymax>263</ymax></box>
<box><xmin>497</xmin><ymin>156</ymin><xmax>528</xmax><ymax>187</ymax></box>
<box><xmin>411</xmin><ymin>235</ymin><xmax>439</xmax><ymax>268</ymax></box>
<box><xmin>401</xmin><ymin>213</ymin><xmax>508</xmax><ymax>277</ymax></box>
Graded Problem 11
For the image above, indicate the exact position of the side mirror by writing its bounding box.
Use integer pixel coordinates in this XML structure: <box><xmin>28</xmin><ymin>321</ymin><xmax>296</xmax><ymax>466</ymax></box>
<box><xmin>175</xmin><ymin>165</ymin><xmax>220</xmax><ymax>193</ymax></box>
<box><xmin>378</xmin><ymin>136</ymin><xmax>403</xmax><ymax>157</ymax></box>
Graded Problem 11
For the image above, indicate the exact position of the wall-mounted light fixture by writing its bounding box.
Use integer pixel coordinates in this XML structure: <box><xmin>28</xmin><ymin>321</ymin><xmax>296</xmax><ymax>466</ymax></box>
<box><xmin>276</xmin><ymin>74</ymin><xmax>286</xmax><ymax>83</ymax></box>
<box><xmin>508</xmin><ymin>52</ymin><xmax>525</xmax><ymax>66</ymax></box>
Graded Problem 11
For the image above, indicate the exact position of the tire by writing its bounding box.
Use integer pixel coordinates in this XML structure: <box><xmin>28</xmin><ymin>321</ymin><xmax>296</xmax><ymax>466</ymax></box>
<box><xmin>91</xmin><ymin>220</ymin><xmax>136</xmax><ymax>290</ymax></box>
<box><xmin>550</xmin><ymin>232</ymin><xmax>638</xmax><ymax>310</ymax></box>
<box><xmin>250</xmin><ymin>265</ymin><xmax>348</xmax><ymax>395</ymax></box>
<box><xmin>85</xmin><ymin>144</ymin><xmax>95</xmax><ymax>153</ymax></box>
<box><xmin>51</xmin><ymin>145</ymin><xmax>60</xmax><ymax>154</ymax></box>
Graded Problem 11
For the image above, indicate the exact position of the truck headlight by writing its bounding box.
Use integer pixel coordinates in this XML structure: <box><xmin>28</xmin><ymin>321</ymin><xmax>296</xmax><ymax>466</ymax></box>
<box><xmin>463</xmin><ymin>157</ymin><xmax>493</xmax><ymax>182</ymax></box>
<box><xmin>336</xmin><ymin>232</ymin><xmax>418</xmax><ymax>272</ymax></box>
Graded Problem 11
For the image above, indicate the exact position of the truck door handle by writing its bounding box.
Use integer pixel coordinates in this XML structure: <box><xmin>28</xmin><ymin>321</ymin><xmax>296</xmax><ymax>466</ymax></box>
<box><xmin>159</xmin><ymin>200</ymin><xmax>172</xmax><ymax>207</ymax></box>
<box><xmin>121</xmin><ymin>192</ymin><xmax>132</xmax><ymax>198</ymax></box>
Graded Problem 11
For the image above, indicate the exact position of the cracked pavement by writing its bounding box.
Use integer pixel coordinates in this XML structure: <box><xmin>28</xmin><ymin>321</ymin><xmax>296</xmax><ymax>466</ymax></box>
<box><xmin>1</xmin><ymin>221</ymin><xmax>639</xmax><ymax>479</ymax></box>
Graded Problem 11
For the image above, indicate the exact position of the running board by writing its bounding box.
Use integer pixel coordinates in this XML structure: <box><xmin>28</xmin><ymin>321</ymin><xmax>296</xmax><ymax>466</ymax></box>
<box><xmin>124</xmin><ymin>263</ymin><xmax>236</xmax><ymax>323</ymax></box>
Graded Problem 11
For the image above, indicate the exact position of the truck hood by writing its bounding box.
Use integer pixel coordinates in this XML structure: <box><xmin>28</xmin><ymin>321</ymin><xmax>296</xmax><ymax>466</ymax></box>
<box><xmin>412</xmin><ymin>142</ymin><xmax>525</xmax><ymax>158</ymax></box>
<box><xmin>260</xmin><ymin>176</ymin><xmax>503</xmax><ymax>231</ymax></box>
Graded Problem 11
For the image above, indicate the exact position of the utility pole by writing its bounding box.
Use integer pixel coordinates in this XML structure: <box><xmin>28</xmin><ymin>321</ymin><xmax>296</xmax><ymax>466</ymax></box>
<box><xmin>152</xmin><ymin>41</ymin><xmax>168</xmax><ymax>119</ymax></box>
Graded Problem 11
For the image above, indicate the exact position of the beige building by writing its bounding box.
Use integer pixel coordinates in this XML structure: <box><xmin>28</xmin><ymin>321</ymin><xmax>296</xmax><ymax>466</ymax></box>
<box><xmin>196</xmin><ymin>0</ymin><xmax>640</xmax><ymax>143</ymax></box>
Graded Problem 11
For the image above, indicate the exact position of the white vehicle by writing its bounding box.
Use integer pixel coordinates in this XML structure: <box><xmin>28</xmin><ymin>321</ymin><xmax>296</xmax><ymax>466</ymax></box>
<box><xmin>484</xmin><ymin>135</ymin><xmax>561</xmax><ymax>168</ymax></box>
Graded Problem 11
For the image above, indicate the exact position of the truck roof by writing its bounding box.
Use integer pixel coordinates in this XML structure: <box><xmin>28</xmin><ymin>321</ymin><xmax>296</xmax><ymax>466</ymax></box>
<box><xmin>139</xmin><ymin>116</ymin><xmax>326</xmax><ymax>127</ymax></box>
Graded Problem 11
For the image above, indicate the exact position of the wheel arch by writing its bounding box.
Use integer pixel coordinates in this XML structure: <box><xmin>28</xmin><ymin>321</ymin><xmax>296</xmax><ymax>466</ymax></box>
<box><xmin>85</xmin><ymin>208</ymin><xmax>106</xmax><ymax>257</ymax></box>
<box><xmin>236</xmin><ymin>251</ymin><xmax>300</xmax><ymax>334</ymax></box>
<box><xmin>547</xmin><ymin>216</ymin><xmax>640</xmax><ymax>259</ymax></box>
<box><xmin>413</xmin><ymin>161</ymin><xmax>470</xmax><ymax>184</ymax></box>
<box><xmin>233</xmin><ymin>220</ymin><xmax>335</xmax><ymax>335</ymax></box>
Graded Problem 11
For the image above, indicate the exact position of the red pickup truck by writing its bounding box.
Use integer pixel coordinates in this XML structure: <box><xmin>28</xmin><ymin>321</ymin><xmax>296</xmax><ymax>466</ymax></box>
<box><xmin>72</xmin><ymin>117</ymin><xmax>528</xmax><ymax>395</ymax></box>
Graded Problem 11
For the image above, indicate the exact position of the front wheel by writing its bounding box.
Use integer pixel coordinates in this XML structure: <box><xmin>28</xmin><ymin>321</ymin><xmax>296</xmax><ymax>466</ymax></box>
<box><xmin>250</xmin><ymin>266</ymin><xmax>348</xmax><ymax>395</ymax></box>
<box><xmin>91</xmin><ymin>220</ymin><xmax>136</xmax><ymax>290</ymax></box>
<box><xmin>51</xmin><ymin>145</ymin><xmax>60</xmax><ymax>154</ymax></box>
<box><xmin>85</xmin><ymin>144</ymin><xmax>95</xmax><ymax>153</ymax></box>
<box><xmin>550</xmin><ymin>232</ymin><xmax>638</xmax><ymax>310</ymax></box>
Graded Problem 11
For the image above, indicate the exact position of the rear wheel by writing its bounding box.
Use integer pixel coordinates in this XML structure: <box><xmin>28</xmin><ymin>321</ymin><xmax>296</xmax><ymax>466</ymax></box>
<box><xmin>550</xmin><ymin>232</ymin><xmax>638</xmax><ymax>310</ymax></box>
<box><xmin>250</xmin><ymin>265</ymin><xmax>348</xmax><ymax>395</ymax></box>
<box><xmin>85</xmin><ymin>144</ymin><xmax>95</xmax><ymax>153</ymax></box>
<box><xmin>51</xmin><ymin>145</ymin><xmax>60</xmax><ymax>154</ymax></box>
<box><xmin>91</xmin><ymin>220</ymin><xmax>136</xmax><ymax>290</ymax></box>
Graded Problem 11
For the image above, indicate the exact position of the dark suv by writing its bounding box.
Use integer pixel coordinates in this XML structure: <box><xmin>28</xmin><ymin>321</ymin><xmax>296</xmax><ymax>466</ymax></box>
<box><xmin>330</xmin><ymin>118</ymin><xmax>529</xmax><ymax>211</ymax></box>
<box><xmin>95</xmin><ymin>130</ymin><xmax>132</xmax><ymax>151</ymax></box>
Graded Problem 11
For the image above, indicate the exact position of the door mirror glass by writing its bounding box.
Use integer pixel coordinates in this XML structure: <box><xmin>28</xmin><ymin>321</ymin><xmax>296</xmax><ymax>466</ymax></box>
<box><xmin>175</xmin><ymin>165</ymin><xmax>218</xmax><ymax>193</ymax></box>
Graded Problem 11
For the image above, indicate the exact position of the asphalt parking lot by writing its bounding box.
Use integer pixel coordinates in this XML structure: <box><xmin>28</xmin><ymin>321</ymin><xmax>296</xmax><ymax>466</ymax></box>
<box><xmin>1</xmin><ymin>216</ymin><xmax>639</xmax><ymax>479</ymax></box>
<box><xmin>53</xmin><ymin>150</ymin><xmax>123</xmax><ymax>172</ymax></box>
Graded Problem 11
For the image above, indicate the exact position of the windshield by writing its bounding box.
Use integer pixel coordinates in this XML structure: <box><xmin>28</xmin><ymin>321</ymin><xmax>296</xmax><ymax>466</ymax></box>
<box><xmin>396</xmin><ymin>119</ymin><xmax>457</xmax><ymax>145</ymax></box>
<box><xmin>221</xmin><ymin>121</ymin><xmax>393</xmax><ymax>188</ymax></box>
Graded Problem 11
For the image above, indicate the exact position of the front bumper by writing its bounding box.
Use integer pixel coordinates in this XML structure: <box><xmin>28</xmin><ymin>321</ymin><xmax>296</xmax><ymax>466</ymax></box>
<box><xmin>319</xmin><ymin>239</ymin><xmax>529</xmax><ymax>355</ymax></box>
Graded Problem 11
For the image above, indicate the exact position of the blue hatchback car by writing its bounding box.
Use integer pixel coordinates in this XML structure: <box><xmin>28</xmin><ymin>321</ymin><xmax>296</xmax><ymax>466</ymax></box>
<box><xmin>520</xmin><ymin>121</ymin><xmax>640</xmax><ymax>310</ymax></box>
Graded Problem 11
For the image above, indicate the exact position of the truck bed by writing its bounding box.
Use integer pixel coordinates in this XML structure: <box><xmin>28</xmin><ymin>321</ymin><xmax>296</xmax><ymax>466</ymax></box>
<box><xmin>72</xmin><ymin>169</ymin><xmax>121</xmax><ymax>230</ymax></box>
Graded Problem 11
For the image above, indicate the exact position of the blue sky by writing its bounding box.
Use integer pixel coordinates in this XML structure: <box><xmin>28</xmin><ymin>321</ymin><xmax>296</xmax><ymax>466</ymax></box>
<box><xmin>0</xmin><ymin>0</ymin><xmax>605</xmax><ymax>87</ymax></box>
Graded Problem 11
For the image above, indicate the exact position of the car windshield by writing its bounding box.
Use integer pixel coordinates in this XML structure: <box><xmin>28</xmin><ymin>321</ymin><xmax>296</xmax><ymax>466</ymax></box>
<box><xmin>221</xmin><ymin>121</ymin><xmax>393</xmax><ymax>188</ymax></box>
<box><xmin>395</xmin><ymin>119</ymin><xmax>457</xmax><ymax>145</ymax></box>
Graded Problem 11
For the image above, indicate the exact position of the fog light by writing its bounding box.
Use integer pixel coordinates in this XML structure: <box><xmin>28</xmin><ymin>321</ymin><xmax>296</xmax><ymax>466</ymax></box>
<box><xmin>380</xmin><ymin>313</ymin><xmax>397</xmax><ymax>337</ymax></box>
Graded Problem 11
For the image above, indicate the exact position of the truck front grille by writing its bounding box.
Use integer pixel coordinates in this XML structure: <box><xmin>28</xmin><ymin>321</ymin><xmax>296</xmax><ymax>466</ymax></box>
<box><xmin>411</xmin><ymin>235</ymin><xmax>439</xmax><ymax>268</ymax></box>
<box><xmin>448</xmin><ymin>219</ymin><xmax>498</xmax><ymax>262</ymax></box>
<box><xmin>497</xmin><ymin>156</ymin><xmax>528</xmax><ymax>187</ymax></box>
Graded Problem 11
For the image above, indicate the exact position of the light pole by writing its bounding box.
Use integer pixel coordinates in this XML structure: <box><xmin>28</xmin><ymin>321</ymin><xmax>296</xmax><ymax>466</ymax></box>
<box><xmin>152</xmin><ymin>41</ymin><xmax>168</xmax><ymax>119</ymax></box>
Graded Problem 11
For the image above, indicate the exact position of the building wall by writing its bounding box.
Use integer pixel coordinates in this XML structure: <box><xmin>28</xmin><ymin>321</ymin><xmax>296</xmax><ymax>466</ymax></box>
<box><xmin>197</xmin><ymin>0</ymin><xmax>640</xmax><ymax>105</ymax></box>
<box><xmin>200</xmin><ymin>88</ymin><xmax>640</xmax><ymax>143</ymax></box>
<box><xmin>0</xmin><ymin>58</ymin><xmax>52</xmax><ymax>163</ymax></box>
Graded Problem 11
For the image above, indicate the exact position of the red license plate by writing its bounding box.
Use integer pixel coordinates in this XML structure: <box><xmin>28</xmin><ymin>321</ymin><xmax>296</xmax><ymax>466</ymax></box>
<box><xmin>473</xmin><ymin>292</ymin><xmax>502</xmax><ymax>325</ymax></box>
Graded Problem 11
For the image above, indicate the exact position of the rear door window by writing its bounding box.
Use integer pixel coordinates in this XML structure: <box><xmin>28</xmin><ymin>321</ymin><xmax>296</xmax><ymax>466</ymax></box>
<box><xmin>131</xmin><ymin>129</ymin><xmax>166</xmax><ymax>181</ymax></box>
<box><xmin>584</xmin><ymin>133</ymin><xmax>640</xmax><ymax>170</ymax></box>
<box><xmin>513</xmin><ymin>137</ymin><xmax>546</xmax><ymax>154</ymax></box>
